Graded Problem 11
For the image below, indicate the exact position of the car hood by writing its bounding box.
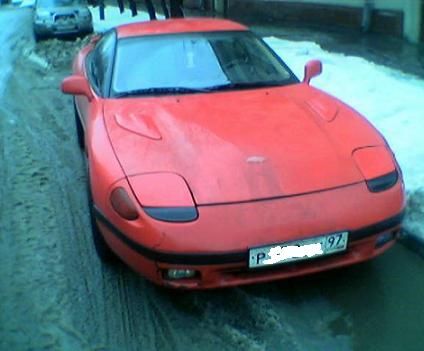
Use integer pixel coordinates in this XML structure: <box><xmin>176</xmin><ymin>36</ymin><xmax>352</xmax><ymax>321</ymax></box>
<box><xmin>104</xmin><ymin>85</ymin><xmax>384</xmax><ymax>205</ymax></box>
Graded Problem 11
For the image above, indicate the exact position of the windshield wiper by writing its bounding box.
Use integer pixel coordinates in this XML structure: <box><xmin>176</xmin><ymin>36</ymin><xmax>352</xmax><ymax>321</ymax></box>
<box><xmin>207</xmin><ymin>81</ymin><xmax>286</xmax><ymax>92</ymax></box>
<box><xmin>114</xmin><ymin>86</ymin><xmax>209</xmax><ymax>98</ymax></box>
<box><xmin>114</xmin><ymin>81</ymin><xmax>288</xmax><ymax>97</ymax></box>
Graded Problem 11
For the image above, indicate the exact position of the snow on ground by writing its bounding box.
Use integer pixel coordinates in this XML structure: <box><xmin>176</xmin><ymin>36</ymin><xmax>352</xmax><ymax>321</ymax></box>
<box><xmin>0</xmin><ymin>9</ymin><xmax>31</xmax><ymax>98</ymax></box>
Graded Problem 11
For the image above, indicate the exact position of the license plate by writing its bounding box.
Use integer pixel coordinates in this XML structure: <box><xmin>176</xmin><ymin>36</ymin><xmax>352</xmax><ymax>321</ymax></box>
<box><xmin>56</xmin><ymin>17</ymin><xmax>76</xmax><ymax>29</ymax></box>
<box><xmin>249</xmin><ymin>231</ymin><xmax>349</xmax><ymax>268</ymax></box>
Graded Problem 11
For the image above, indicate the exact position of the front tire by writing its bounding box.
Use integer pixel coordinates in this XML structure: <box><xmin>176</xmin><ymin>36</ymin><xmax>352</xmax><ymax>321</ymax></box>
<box><xmin>90</xmin><ymin>205</ymin><xmax>116</xmax><ymax>262</ymax></box>
<box><xmin>87</xmin><ymin>178</ymin><xmax>116</xmax><ymax>262</ymax></box>
<box><xmin>74</xmin><ymin>101</ymin><xmax>85</xmax><ymax>149</ymax></box>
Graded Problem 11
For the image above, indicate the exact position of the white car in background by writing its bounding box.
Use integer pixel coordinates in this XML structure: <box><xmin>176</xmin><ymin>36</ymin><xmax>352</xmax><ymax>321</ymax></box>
<box><xmin>33</xmin><ymin>0</ymin><xmax>93</xmax><ymax>41</ymax></box>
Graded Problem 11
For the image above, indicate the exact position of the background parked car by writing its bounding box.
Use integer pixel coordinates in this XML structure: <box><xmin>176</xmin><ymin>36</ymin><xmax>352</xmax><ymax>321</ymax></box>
<box><xmin>33</xmin><ymin>0</ymin><xmax>93</xmax><ymax>41</ymax></box>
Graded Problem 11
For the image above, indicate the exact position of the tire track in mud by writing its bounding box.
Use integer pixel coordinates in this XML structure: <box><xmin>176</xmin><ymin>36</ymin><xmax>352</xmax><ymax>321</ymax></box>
<box><xmin>0</xmin><ymin>24</ymin><xmax>354</xmax><ymax>351</ymax></box>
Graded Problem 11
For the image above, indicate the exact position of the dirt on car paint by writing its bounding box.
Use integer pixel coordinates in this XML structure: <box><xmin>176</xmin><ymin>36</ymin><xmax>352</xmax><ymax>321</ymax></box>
<box><xmin>0</xmin><ymin>10</ymin><xmax>423</xmax><ymax>351</ymax></box>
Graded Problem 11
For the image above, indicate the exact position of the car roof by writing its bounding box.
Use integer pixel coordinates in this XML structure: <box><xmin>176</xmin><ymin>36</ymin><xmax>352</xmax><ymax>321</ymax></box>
<box><xmin>116</xmin><ymin>18</ymin><xmax>248</xmax><ymax>38</ymax></box>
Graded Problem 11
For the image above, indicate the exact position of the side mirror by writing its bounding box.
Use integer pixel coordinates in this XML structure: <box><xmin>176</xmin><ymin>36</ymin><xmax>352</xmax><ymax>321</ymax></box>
<box><xmin>61</xmin><ymin>75</ymin><xmax>93</xmax><ymax>101</ymax></box>
<box><xmin>303</xmin><ymin>60</ymin><xmax>322</xmax><ymax>84</ymax></box>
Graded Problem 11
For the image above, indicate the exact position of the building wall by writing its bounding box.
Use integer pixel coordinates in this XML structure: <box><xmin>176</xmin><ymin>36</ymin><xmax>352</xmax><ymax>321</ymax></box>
<box><xmin>265</xmin><ymin>0</ymin><xmax>401</xmax><ymax>10</ymax></box>
<box><xmin>403</xmin><ymin>0</ymin><xmax>422</xmax><ymax>42</ymax></box>
<box><xmin>292</xmin><ymin>0</ymin><xmax>422</xmax><ymax>41</ymax></box>
<box><xmin>212</xmin><ymin>0</ymin><xmax>422</xmax><ymax>43</ymax></box>
<box><xmin>422</xmin><ymin>0</ymin><xmax>424</xmax><ymax>40</ymax></box>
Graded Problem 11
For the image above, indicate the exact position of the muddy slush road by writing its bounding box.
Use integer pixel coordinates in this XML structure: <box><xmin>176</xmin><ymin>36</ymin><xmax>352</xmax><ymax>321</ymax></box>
<box><xmin>1</xmin><ymin>8</ymin><xmax>423</xmax><ymax>351</ymax></box>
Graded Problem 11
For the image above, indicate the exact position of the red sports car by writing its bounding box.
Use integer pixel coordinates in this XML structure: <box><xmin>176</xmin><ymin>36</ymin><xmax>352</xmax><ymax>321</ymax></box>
<box><xmin>61</xmin><ymin>18</ymin><xmax>405</xmax><ymax>289</ymax></box>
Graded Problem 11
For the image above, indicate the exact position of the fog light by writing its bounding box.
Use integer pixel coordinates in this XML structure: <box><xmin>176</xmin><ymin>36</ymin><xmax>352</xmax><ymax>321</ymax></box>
<box><xmin>375</xmin><ymin>232</ymin><xmax>394</xmax><ymax>248</ymax></box>
<box><xmin>166</xmin><ymin>269</ymin><xmax>197</xmax><ymax>280</ymax></box>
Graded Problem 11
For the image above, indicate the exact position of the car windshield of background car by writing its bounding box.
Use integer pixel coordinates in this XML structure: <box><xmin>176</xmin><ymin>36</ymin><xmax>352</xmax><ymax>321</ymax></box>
<box><xmin>112</xmin><ymin>31</ymin><xmax>294</xmax><ymax>96</ymax></box>
<box><xmin>37</xmin><ymin>0</ymin><xmax>84</xmax><ymax>7</ymax></box>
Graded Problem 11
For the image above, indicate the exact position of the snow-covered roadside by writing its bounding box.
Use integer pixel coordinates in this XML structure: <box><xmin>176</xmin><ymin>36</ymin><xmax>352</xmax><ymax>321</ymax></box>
<box><xmin>88</xmin><ymin>7</ymin><xmax>424</xmax><ymax>250</ymax></box>
<box><xmin>0</xmin><ymin>9</ymin><xmax>32</xmax><ymax>98</ymax></box>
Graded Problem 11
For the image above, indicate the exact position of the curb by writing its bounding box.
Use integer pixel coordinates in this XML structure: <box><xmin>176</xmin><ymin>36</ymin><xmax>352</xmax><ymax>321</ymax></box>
<box><xmin>399</xmin><ymin>229</ymin><xmax>424</xmax><ymax>258</ymax></box>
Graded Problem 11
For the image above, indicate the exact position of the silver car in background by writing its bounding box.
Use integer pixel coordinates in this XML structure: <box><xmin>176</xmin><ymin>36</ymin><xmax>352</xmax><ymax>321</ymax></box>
<box><xmin>33</xmin><ymin>0</ymin><xmax>93</xmax><ymax>41</ymax></box>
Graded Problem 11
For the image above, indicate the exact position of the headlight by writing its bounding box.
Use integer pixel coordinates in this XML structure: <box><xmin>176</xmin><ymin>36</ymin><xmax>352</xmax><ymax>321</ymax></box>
<box><xmin>144</xmin><ymin>207</ymin><xmax>198</xmax><ymax>222</ymax></box>
<box><xmin>128</xmin><ymin>173</ymin><xmax>198</xmax><ymax>223</ymax></box>
<box><xmin>366</xmin><ymin>170</ymin><xmax>398</xmax><ymax>193</ymax></box>
<box><xmin>353</xmin><ymin>146</ymin><xmax>399</xmax><ymax>193</ymax></box>
<box><xmin>35</xmin><ymin>9</ymin><xmax>50</xmax><ymax>19</ymax></box>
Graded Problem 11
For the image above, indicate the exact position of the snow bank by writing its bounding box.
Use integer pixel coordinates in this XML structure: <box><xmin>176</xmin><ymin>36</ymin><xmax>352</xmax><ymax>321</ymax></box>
<box><xmin>0</xmin><ymin>10</ymin><xmax>32</xmax><ymax>98</ymax></box>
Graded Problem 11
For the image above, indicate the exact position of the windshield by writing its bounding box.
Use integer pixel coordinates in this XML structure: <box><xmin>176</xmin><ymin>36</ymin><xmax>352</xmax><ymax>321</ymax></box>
<box><xmin>37</xmin><ymin>0</ymin><xmax>85</xmax><ymax>7</ymax></box>
<box><xmin>112</xmin><ymin>31</ymin><xmax>297</xmax><ymax>97</ymax></box>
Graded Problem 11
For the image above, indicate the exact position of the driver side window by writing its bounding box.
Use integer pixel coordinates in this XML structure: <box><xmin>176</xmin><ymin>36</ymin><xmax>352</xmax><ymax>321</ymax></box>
<box><xmin>89</xmin><ymin>30</ymin><xmax>116</xmax><ymax>97</ymax></box>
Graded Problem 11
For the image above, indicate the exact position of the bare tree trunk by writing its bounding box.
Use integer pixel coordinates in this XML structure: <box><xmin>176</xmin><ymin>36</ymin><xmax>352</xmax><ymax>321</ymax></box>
<box><xmin>170</xmin><ymin>0</ymin><xmax>184</xmax><ymax>18</ymax></box>
<box><xmin>99</xmin><ymin>0</ymin><xmax>105</xmax><ymax>20</ymax></box>
<box><xmin>144</xmin><ymin>0</ymin><xmax>157</xmax><ymax>20</ymax></box>
<box><xmin>129</xmin><ymin>0</ymin><xmax>138</xmax><ymax>16</ymax></box>
<box><xmin>117</xmin><ymin>0</ymin><xmax>124</xmax><ymax>13</ymax></box>
<box><xmin>161</xmin><ymin>0</ymin><xmax>170</xmax><ymax>18</ymax></box>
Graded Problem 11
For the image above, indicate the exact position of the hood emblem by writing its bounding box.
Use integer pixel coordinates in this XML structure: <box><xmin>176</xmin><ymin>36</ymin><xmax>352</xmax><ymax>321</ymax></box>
<box><xmin>247</xmin><ymin>156</ymin><xmax>266</xmax><ymax>164</ymax></box>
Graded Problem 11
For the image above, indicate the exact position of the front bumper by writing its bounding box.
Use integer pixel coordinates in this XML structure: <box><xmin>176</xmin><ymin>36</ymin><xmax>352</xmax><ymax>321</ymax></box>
<box><xmin>92</xmin><ymin>175</ymin><xmax>405</xmax><ymax>289</ymax></box>
<box><xmin>34</xmin><ymin>18</ymin><xmax>92</xmax><ymax>36</ymax></box>
<box><xmin>94</xmin><ymin>208</ymin><xmax>404</xmax><ymax>289</ymax></box>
